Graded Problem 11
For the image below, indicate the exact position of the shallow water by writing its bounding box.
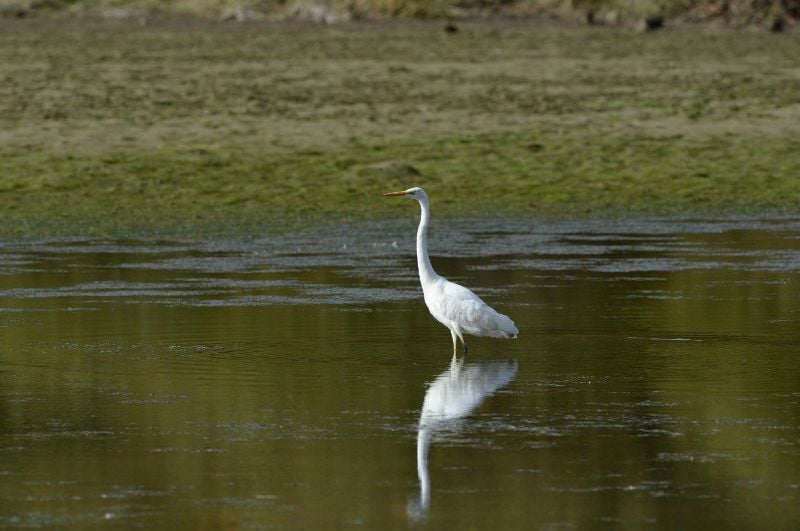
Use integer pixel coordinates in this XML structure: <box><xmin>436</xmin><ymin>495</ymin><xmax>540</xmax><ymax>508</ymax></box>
<box><xmin>1</xmin><ymin>217</ymin><xmax>799</xmax><ymax>529</ymax></box>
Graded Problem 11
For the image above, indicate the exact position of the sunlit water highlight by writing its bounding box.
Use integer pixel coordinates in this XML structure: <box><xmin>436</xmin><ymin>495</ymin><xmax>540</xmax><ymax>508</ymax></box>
<box><xmin>1</xmin><ymin>217</ymin><xmax>799</xmax><ymax>528</ymax></box>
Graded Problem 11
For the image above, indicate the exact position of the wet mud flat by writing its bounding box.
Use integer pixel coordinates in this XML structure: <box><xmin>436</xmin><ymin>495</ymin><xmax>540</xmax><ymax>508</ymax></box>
<box><xmin>1</xmin><ymin>19</ymin><xmax>800</xmax><ymax>238</ymax></box>
<box><xmin>1</xmin><ymin>217</ymin><xmax>799</xmax><ymax>528</ymax></box>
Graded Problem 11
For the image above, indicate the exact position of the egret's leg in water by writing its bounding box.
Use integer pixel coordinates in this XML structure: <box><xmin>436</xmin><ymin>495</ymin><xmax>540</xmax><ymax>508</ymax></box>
<box><xmin>455</xmin><ymin>330</ymin><xmax>468</xmax><ymax>355</ymax></box>
<box><xmin>450</xmin><ymin>328</ymin><xmax>458</xmax><ymax>357</ymax></box>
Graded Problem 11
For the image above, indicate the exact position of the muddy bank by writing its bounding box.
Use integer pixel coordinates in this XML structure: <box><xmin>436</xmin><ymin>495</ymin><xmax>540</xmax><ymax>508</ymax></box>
<box><xmin>0</xmin><ymin>18</ymin><xmax>798</xmax><ymax>239</ymax></box>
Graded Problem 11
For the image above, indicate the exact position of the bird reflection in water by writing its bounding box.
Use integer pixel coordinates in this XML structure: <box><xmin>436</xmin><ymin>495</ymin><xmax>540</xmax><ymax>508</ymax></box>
<box><xmin>409</xmin><ymin>357</ymin><xmax>518</xmax><ymax>520</ymax></box>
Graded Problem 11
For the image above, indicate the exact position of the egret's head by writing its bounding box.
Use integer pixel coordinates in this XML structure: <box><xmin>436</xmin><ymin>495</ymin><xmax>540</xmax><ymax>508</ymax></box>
<box><xmin>383</xmin><ymin>187</ymin><xmax>426</xmax><ymax>200</ymax></box>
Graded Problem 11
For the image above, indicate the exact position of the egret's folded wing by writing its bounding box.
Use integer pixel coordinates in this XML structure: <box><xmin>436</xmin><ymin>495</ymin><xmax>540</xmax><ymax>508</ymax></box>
<box><xmin>440</xmin><ymin>281</ymin><xmax>518</xmax><ymax>338</ymax></box>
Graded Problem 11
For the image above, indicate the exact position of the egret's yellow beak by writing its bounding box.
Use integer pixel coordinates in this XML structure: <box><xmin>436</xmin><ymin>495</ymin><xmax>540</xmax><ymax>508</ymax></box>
<box><xmin>383</xmin><ymin>190</ymin><xmax>409</xmax><ymax>197</ymax></box>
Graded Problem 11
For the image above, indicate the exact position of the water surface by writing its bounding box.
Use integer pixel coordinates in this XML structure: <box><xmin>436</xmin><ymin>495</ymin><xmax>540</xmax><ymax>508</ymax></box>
<box><xmin>1</xmin><ymin>218</ymin><xmax>799</xmax><ymax>528</ymax></box>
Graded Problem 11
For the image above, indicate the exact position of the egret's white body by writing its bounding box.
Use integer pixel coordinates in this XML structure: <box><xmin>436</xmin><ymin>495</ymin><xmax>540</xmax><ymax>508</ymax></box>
<box><xmin>384</xmin><ymin>187</ymin><xmax>519</xmax><ymax>356</ymax></box>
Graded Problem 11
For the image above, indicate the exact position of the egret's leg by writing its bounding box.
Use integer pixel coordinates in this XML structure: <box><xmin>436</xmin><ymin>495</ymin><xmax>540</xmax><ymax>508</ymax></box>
<box><xmin>450</xmin><ymin>329</ymin><xmax>458</xmax><ymax>358</ymax></box>
<box><xmin>455</xmin><ymin>330</ymin><xmax>467</xmax><ymax>355</ymax></box>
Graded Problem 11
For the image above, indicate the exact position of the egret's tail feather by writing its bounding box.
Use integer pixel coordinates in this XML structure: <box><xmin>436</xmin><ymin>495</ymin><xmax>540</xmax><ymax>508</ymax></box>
<box><xmin>497</xmin><ymin>312</ymin><xmax>519</xmax><ymax>338</ymax></box>
<box><xmin>480</xmin><ymin>311</ymin><xmax>518</xmax><ymax>339</ymax></box>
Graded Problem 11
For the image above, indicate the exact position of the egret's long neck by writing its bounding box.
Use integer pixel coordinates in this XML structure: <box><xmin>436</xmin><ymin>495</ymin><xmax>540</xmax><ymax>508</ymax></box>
<box><xmin>416</xmin><ymin>197</ymin><xmax>437</xmax><ymax>286</ymax></box>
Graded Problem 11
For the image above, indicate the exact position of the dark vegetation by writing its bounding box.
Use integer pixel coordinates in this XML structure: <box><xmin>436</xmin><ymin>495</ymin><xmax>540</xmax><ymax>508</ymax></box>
<box><xmin>2</xmin><ymin>0</ymin><xmax>800</xmax><ymax>28</ymax></box>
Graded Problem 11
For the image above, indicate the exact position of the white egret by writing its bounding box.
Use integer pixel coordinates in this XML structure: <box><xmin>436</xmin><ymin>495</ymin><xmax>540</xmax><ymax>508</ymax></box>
<box><xmin>384</xmin><ymin>187</ymin><xmax>519</xmax><ymax>356</ymax></box>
